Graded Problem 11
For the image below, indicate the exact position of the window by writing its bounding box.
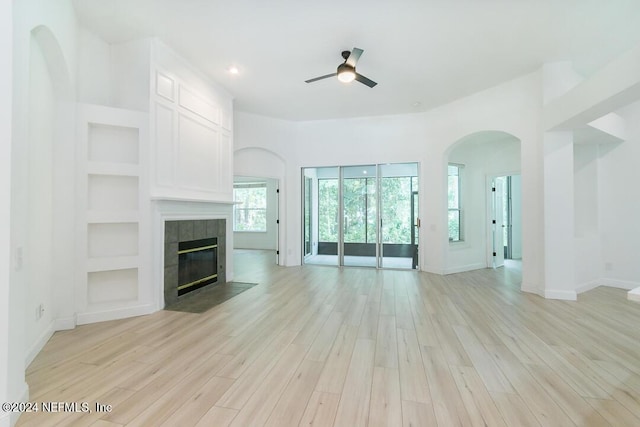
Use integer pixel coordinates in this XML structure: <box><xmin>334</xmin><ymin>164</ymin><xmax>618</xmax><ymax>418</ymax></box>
<box><xmin>448</xmin><ymin>164</ymin><xmax>463</xmax><ymax>242</ymax></box>
<box><xmin>233</xmin><ymin>182</ymin><xmax>267</xmax><ymax>232</ymax></box>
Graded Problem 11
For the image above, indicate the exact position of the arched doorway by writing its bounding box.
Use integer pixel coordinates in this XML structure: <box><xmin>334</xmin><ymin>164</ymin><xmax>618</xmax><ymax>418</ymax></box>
<box><xmin>234</xmin><ymin>147</ymin><xmax>286</xmax><ymax>266</ymax></box>
<box><xmin>445</xmin><ymin>131</ymin><xmax>522</xmax><ymax>273</ymax></box>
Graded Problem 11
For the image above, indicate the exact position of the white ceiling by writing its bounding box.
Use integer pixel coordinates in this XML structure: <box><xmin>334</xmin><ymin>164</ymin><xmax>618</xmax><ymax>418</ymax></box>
<box><xmin>73</xmin><ymin>0</ymin><xmax>640</xmax><ymax>121</ymax></box>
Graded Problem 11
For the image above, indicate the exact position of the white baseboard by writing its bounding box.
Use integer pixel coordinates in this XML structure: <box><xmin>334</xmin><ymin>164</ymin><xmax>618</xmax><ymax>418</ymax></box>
<box><xmin>522</xmin><ymin>283</ymin><xmax>579</xmax><ymax>300</ymax></box>
<box><xmin>54</xmin><ymin>314</ymin><xmax>77</xmax><ymax>331</ymax></box>
<box><xmin>420</xmin><ymin>265</ymin><xmax>444</xmax><ymax>275</ymax></box>
<box><xmin>601</xmin><ymin>278</ymin><xmax>639</xmax><ymax>290</ymax></box>
<box><xmin>0</xmin><ymin>411</ymin><xmax>9</xmax><ymax>427</ymax></box>
<box><xmin>521</xmin><ymin>281</ymin><xmax>543</xmax><ymax>297</ymax></box>
<box><xmin>76</xmin><ymin>303</ymin><xmax>157</xmax><ymax>325</ymax></box>
<box><xmin>543</xmin><ymin>289</ymin><xmax>577</xmax><ymax>301</ymax></box>
<box><xmin>2</xmin><ymin>380</ymin><xmax>30</xmax><ymax>427</ymax></box>
<box><xmin>443</xmin><ymin>263</ymin><xmax>486</xmax><ymax>275</ymax></box>
<box><xmin>25</xmin><ymin>321</ymin><xmax>55</xmax><ymax>367</ymax></box>
<box><xmin>537</xmin><ymin>278</ymin><xmax>639</xmax><ymax>299</ymax></box>
<box><xmin>575</xmin><ymin>280</ymin><xmax>601</xmax><ymax>294</ymax></box>
<box><xmin>628</xmin><ymin>287</ymin><xmax>640</xmax><ymax>302</ymax></box>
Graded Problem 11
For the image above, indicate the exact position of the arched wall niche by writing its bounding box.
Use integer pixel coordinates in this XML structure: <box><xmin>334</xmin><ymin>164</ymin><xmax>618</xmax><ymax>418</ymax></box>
<box><xmin>30</xmin><ymin>25</ymin><xmax>73</xmax><ymax>101</ymax></box>
<box><xmin>22</xmin><ymin>24</ymin><xmax>77</xmax><ymax>368</ymax></box>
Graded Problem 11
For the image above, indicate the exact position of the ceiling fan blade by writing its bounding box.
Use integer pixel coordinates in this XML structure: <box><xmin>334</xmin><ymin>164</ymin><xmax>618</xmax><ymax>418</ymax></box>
<box><xmin>305</xmin><ymin>73</ymin><xmax>337</xmax><ymax>83</ymax></box>
<box><xmin>345</xmin><ymin>47</ymin><xmax>363</xmax><ymax>67</ymax></box>
<box><xmin>355</xmin><ymin>73</ymin><xmax>377</xmax><ymax>88</ymax></box>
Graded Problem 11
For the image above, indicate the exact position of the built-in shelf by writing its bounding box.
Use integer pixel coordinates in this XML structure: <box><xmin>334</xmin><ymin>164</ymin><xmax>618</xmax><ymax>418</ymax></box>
<box><xmin>88</xmin><ymin>268</ymin><xmax>139</xmax><ymax>304</ymax></box>
<box><xmin>88</xmin><ymin>161</ymin><xmax>140</xmax><ymax>177</ymax></box>
<box><xmin>88</xmin><ymin>222</ymin><xmax>139</xmax><ymax>258</ymax></box>
<box><xmin>151</xmin><ymin>196</ymin><xmax>236</xmax><ymax>204</ymax></box>
<box><xmin>88</xmin><ymin>123</ymin><xmax>139</xmax><ymax>165</ymax></box>
<box><xmin>79</xmin><ymin>108</ymin><xmax>147</xmax><ymax>316</ymax></box>
<box><xmin>87</xmin><ymin>255</ymin><xmax>140</xmax><ymax>273</ymax></box>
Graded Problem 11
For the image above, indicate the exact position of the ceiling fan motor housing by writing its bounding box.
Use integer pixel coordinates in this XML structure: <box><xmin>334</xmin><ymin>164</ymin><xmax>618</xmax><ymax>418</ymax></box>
<box><xmin>337</xmin><ymin>63</ymin><xmax>355</xmax><ymax>74</ymax></box>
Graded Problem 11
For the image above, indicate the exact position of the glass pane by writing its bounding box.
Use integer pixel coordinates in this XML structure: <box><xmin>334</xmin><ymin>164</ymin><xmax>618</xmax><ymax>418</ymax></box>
<box><xmin>318</xmin><ymin>179</ymin><xmax>338</xmax><ymax>242</ymax></box>
<box><xmin>234</xmin><ymin>208</ymin><xmax>266</xmax><ymax>231</ymax></box>
<box><xmin>233</xmin><ymin>185</ymin><xmax>267</xmax><ymax>231</ymax></box>
<box><xmin>304</xmin><ymin>166</ymin><xmax>339</xmax><ymax>266</ymax></box>
<box><xmin>448</xmin><ymin>175</ymin><xmax>459</xmax><ymax>209</ymax></box>
<box><xmin>448</xmin><ymin>210</ymin><xmax>460</xmax><ymax>241</ymax></box>
<box><xmin>343</xmin><ymin>165</ymin><xmax>376</xmax><ymax>267</ymax></box>
<box><xmin>343</xmin><ymin>178</ymin><xmax>374</xmax><ymax>243</ymax></box>
<box><xmin>304</xmin><ymin>177</ymin><xmax>311</xmax><ymax>255</ymax></box>
<box><xmin>380</xmin><ymin>162</ymin><xmax>418</xmax><ymax>269</ymax></box>
<box><xmin>381</xmin><ymin>177</ymin><xmax>411</xmax><ymax>244</ymax></box>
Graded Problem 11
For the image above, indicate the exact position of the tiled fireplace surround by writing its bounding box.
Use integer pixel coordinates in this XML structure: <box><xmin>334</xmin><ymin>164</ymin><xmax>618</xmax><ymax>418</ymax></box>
<box><xmin>154</xmin><ymin>200</ymin><xmax>233</xmax><ymax>309</ymax></box>
<box><xmin>163</xmin><ymin>219</ymin><xmax>227</xmax><ymax>307</ymax></box>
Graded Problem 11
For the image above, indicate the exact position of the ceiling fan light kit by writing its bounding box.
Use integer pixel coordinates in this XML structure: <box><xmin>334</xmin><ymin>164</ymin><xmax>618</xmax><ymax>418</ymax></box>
<box><xmin>306</xmin><ymin>47</ymin><xmax>377</xmax><ymax>87</ymax></box>
<box><xmin>337</xmin><ymin>64</ymin><xmax>356</xmax><ymax>83</ymax></box>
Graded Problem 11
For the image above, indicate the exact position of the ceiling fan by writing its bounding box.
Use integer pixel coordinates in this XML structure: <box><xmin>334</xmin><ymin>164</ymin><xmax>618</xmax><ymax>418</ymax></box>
<box><xmin>305</xmin><ymin>48</ymin><xmax>377</xmax><ymax>88</ymax></box>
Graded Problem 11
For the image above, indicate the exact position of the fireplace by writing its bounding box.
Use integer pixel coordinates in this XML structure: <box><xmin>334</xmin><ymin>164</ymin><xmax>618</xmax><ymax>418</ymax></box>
<box><xmin>164</xmin><ymin>219</ymin><xmax>226</xmax><ymax>307</ymax></box>
<box><xmin>178</xmin><ymin>237</ymin><xmax>218</xmax><ymax>296</ymax></box>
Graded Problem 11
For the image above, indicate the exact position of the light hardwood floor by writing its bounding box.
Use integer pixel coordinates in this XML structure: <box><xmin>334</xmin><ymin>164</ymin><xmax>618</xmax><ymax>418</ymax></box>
<box><xmin>18</xmin><ymin>250</ymin><xmax>640</xmax><ymax>426</ymax></box>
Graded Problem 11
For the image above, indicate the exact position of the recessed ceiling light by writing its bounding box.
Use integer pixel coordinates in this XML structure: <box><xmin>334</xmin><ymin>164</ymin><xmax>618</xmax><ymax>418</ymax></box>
<box><xmin>412</xmin><ymin>101</ymin><xmax>422</xmax><ymax>107</ymax></box>
<box><xmin>228</xmin><ymin>66</ymin><xmax>239</xmax><ymax>75</ymax></box>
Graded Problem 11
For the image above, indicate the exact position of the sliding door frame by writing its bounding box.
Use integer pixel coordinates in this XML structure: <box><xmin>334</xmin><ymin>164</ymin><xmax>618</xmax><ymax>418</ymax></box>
<box><xmin>302</xmin><ymin>162</ymin><xmax>419</xmax><ymax>269</ymax></box>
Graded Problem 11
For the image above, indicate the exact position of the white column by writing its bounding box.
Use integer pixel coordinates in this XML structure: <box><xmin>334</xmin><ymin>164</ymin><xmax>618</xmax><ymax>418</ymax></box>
<box><xmin>542</xmin><ymin>131</ymin><xmax>576</xmax><ymax>299</ymax></box>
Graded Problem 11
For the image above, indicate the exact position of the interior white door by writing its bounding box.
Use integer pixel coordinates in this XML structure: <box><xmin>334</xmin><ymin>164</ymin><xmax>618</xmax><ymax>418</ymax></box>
<box><xmin>493</xmin><ymin>178</ymin><xmax>505</xmax><ymax>268</ymax></box>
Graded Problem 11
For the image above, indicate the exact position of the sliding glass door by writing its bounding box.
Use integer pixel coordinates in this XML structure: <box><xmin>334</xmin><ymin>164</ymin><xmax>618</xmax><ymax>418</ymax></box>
<box><xmin>379</xmin><ymin>163</ymin><xmax>419</xmax><ymax>269</ymax></box>
<box><xmin>342</xmin><ymin>165</ymin><xmax>377</xmax><ymax>267</ymax></box>
<box><xmin>303</xmin><ymin>162</ymin><xmax>418</xmax><ymax>269</ymax></box>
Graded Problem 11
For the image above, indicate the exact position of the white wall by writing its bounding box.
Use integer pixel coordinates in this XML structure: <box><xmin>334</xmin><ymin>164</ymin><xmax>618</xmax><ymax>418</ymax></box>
<box><xmin>234</xmin><ymin>116</ymin><xmax>292</xmax><ymax>263</ymax></box>
<box><xmin>511</xmin><ymin>175</ymin><xmax>523</xmax><ymax>259</ymax></box>
<box><xmin>598</xmin><ymin>102</ymin><xmax>640</xmax><ymax>289</ymax></box>
<box><xmin>24</xmin><ymin>30</ymin><xmax>55</xmax><ymax>361</ymax></box>
<box><xmin>1</xmin><ymin>1</ymin><xmax>14</xmax><ymax>425</ymax></box>
<box><xmin>77</xmin><ymin>26</ymin><xmax>111</xmax><ymax>105</ymax></box>
<box><xmin>235</xmin><ymin>73</ymin><xmax>543</xmax><ymax>290</ymax></box>
<box><xmin>574</xmin><ymin>143</ymin><xmax>601</xmax><ymax>289</ymax></box>
<box><xmin>10</xmin><ymin>0</ymin><xmax>78</xmax><ymax>422</ymax></box>
<box><xmin>234</xmin><ymin>177</ymin><xmax>279</xmax><ymax>250</ymax></box>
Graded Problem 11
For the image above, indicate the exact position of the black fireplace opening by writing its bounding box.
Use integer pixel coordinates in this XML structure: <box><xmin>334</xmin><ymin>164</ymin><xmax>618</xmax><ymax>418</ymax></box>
<box><xmin>178</xmin><ymin>237</ymin><xmax>218</xmax><ymax>296</ymax></box>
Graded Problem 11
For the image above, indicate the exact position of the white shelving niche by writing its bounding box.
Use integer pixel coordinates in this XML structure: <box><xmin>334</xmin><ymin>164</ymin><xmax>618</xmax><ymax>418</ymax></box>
<box><xmin>76</xmin><ymin>105</ymin><xmax>152</xmax><ymax>324</ymax></box>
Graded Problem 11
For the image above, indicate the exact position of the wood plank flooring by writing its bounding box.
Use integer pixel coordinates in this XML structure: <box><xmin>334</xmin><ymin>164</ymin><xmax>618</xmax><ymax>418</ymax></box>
<box><xmin>18</xmin><ymin>250</ymin><xmax>640</xmax><ymax>426</ymax></box>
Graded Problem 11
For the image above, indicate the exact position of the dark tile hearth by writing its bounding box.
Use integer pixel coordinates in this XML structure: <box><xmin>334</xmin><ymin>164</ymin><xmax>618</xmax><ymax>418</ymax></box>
<box><xmin>164</xmin><ymin>281</ymin><xmax>257</xmax><ymax>314</ymax></box>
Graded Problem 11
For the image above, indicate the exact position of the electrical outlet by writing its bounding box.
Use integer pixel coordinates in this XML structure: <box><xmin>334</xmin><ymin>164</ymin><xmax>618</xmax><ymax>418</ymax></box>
<box><xmin>605</xmin><ymin>262</ymin><xmax>613</xmax><ymax>272</ymax></box>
